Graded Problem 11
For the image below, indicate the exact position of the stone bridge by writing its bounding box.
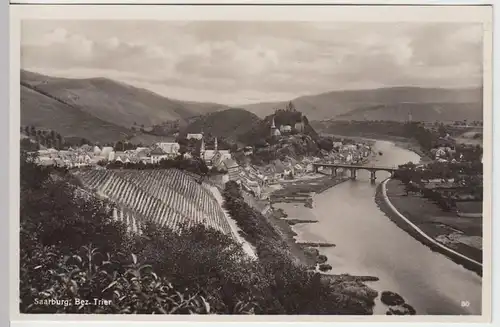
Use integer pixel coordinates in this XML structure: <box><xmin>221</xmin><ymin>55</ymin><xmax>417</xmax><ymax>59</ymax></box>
<box><xmin>312</xmin><ymin>163</ymin><xmax>398</xmax><ymax>182</ymax></box>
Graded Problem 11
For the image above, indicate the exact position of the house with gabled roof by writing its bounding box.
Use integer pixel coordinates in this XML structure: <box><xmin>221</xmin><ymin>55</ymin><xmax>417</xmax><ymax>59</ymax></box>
<box><xmin>156</xmin><ymin>142</ymin><xmax>180</xmax><ymax>158</ymax></box>
<box><xmin>101</xmin><ymin>147</ymin><xmax>114</xmax><ymax>158</ymax></box>
<box><xmin>223</xmin><ymin>158</ymin><xmax>240</xmax><ymax>182</ymax></box>
<box><xmin>150</xmin><ymin>147</ymin><xmax>169</xmax><ymax>164</ymax></box>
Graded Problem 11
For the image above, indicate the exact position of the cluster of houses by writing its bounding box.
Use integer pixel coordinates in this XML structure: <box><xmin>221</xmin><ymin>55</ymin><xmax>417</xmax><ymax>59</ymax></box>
<box><xmin>35</xmin><ymin>136</ymin><xmax>239</xmax><ymax>171</ymax></box>
<box><xmin>327</xmin><ymin>142</ymin><xmax>372</xmax><ymax>164</ymax></box>
<box><xmin>226</xmin><ymin>142</ymin><xmax>373</xmax><ymax>199</ymax></box>
<box><xmin>430</xmin><ymin>134</ymin><xmax>484</xmax><ymax>163</ymax></box>
<box><xmin>35</xmin><ymin>143</ymin><xmax>183</xmax><ymax>168</ymax></box>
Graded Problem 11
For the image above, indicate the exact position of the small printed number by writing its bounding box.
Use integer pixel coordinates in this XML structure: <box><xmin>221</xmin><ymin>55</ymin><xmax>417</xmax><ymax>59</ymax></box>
<box><xmin>461</xmin><ymin>301</ymin><xmax>470</xmax><ymax>307</ymax></box>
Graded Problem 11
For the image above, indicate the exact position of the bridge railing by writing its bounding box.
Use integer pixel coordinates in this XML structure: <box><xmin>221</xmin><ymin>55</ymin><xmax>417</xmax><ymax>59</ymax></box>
<box><xmin>313</xmin><ymin>163</ymin><xmax>398</xmax><ymax>170</ymax></box>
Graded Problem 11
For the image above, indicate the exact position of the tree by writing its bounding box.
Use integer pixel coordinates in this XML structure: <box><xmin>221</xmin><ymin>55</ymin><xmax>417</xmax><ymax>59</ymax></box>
<box><xmin>56</xmin><ymin>133</ymin><xmax>63</xmax><ymax>149</ymax></box>
<box><xmin>437</xmin><ymin>124</ymin><xmax>448</xmax><ymax>137</ymax></box>
<box><xmin>20</xmin><ymin>139</ymin><xmax>39</xmax><ymax>152</ymax></box>
<box><xmin>317</xmin><ymin>137</ymin><xmax>333</xmax><ymax>152</ymax></box>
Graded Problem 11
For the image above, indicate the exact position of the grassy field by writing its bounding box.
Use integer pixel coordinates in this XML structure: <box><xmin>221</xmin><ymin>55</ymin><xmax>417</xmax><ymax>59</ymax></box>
<box><xmin>383</xmin><ymin>179</ymin><xmax>482</xmax><ymax>264</ymax></box>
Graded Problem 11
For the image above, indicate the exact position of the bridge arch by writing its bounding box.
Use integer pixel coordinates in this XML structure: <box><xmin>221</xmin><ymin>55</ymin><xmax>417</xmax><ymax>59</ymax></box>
<box><xmin>312</xmin><ymin>163</ymin><xmax>397</xmax><ymax>181</ymax></box>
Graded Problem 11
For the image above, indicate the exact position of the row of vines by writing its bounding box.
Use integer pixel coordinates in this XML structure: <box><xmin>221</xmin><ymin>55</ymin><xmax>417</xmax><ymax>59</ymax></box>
<box><xmin>75</xmin><ymin>169</ymin><xmax>233</xmax><ymax>236</ymax></box>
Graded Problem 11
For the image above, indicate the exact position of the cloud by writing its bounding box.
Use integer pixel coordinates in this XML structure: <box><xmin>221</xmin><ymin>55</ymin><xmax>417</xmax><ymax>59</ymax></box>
<box><xmin>21</xmin><ymin>21</ymin><xmax>484</xmax><ymax>105</ymax></box>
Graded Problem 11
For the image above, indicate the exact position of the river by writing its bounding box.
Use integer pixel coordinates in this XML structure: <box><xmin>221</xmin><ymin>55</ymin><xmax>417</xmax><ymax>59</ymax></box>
<box><xmin>274</xmin><ymin>140</ymin><xmax>482</xmax><ymax>315</ymax></box>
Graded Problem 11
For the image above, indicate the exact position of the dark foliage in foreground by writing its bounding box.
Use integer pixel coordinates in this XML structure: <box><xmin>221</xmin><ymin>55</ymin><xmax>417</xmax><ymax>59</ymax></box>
<box><xmin>20</xmin><ymin>150</ymin><xmax>375</xmax><ymax>314</ymax></box>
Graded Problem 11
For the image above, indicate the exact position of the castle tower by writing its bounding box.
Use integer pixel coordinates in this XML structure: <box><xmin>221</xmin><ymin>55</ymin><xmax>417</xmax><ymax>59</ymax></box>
<box><xmin>214</xmin><ymin>137</ymin><xmax>218</xmax><ymax>152</ymax></box>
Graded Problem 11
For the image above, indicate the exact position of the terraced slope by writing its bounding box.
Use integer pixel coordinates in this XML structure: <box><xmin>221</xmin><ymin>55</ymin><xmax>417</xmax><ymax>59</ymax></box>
<box><xmin>74</xmin><ymin>169</ymin><xmax>233</xmax><ymax>236</ymax></box>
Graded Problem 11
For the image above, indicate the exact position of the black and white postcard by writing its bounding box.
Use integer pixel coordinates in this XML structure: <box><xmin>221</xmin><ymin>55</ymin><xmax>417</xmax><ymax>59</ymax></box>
<box><xmin>8</xmin><ymin>3</ymin><xmax>493</xmax><ymax>324</ymax></box>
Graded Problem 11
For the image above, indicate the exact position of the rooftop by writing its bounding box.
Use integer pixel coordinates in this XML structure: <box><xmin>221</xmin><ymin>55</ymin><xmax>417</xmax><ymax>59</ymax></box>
<box><xmin>150</xmin><ymin>147</ymin><xmax>167</xmax><ymax>155</ymax></box>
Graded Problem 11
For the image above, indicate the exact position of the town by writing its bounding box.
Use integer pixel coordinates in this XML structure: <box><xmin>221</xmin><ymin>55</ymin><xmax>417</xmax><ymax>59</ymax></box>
<box><xmin>24</xmin><ymin>119</ymin><xmax>375</xmax><ymax>201</ymax></box>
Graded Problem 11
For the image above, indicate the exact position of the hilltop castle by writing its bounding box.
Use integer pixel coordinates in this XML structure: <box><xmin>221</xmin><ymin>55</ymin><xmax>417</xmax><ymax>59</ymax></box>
<box><xmin>270</xmin><ymin>113</ymin><xmax>305</xmax><ymax>137</ymax></box>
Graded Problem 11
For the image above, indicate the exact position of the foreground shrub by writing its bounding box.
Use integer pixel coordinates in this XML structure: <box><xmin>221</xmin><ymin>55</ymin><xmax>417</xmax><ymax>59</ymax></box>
<box><xmin>21</xmin><ymin>243</ymin><xmax>212</xmax><ymax>314</ymax></box>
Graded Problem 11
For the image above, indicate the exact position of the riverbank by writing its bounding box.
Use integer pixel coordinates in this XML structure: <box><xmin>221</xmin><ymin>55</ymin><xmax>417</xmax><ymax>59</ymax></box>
<box><xmin>265</xmin><ymin>173</ymin><xmax>350</xmax><ymax>265</ymax></box>
<box><xmin>265</xmin><ymin>154</ymin><xmax>376</xmax><ymax>270</ymax></box>
<box><xmin>270</xmin><ymin>174</ymin><xmax>351</xmax><ymax>205</ymax></box>
<box><xmin>264</xmin><ymin>206</ymin><xmax>380</xmax><ymax>307</ymax></box>
<box><xmin>375</xmin><ymin>178</ymin><xmax>482</xmax><ymax>276</ymax></box>
<box><xmin>262</xmin><ymin>172</ymin><xmax>385</xmax><ymax>303</ymax></box>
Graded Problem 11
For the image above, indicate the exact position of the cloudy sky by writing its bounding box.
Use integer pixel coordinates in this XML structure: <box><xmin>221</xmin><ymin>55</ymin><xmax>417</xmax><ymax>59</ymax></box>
<box><xmin>21</xmin><ymin>20</ymin><xmax>483</xmax><ymax>105</ymax></box>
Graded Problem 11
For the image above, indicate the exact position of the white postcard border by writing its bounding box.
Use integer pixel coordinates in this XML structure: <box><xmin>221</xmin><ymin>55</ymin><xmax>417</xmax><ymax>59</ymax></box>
<box><xmin>7</xmin><ymin>2</ymin><xmax>496</xmax><ymax>325</ymax></box>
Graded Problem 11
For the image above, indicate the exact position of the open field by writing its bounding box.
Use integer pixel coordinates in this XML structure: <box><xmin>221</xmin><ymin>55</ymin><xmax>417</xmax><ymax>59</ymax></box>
<box><xmin>380</xmin><ymin>179</ymin><xmax>482</xmax><ymax>264</ymax></box>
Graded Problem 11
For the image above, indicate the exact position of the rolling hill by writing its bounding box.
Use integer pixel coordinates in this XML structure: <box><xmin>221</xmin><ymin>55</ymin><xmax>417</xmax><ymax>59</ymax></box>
<box><xmin>21</xmin><ymin>70</ymin><xmax>228</xmax><ymax>128</ymax></box>
<box><xmin>21</xmin><ymin>85</ymin><xmax>131</xmax><ymax>143</ymax></box>
<box><xmin>178</xmin><ymin>106</ymin><xmax>322</xmax><ymax>160</ymax></box>
<box><xmin>241</xmin><ymin>87</ymin><xmax>483</xmax><ymax>122</ymax></box>
<box><xmin>334</xmin><ymin>102</ymin><xmax>483</xmax><ymax>122</ymax></box>
<box><xmin>180</xmin><ymin>108</ymin><xmax>263</xmax><ymax>143</ymax></box>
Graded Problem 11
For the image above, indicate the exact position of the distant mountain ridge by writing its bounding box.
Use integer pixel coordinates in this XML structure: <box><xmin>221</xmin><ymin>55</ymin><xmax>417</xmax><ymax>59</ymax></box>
<box><xmin>240</xmin><ymin>86</ymin><xmax>483</xmax><ymax>122</ymax></box>
<box><xmin>20</xmin><ymin>70</ymin><xmax>230</xmax><ymax>143</ymax></box>
<box><xmin>21</xmin><ymin>70</ymin><xmax>483</xmax><ymax>145</ymax></box>
<box><xmin>333</xmin><ymin>102</ymin><xmax>483</xmax><ymax>122</ymax></box>
<box><xmin>21</xmin><ymin>70</ymin><xmax>229</xmax><ymax>128</ymax></box>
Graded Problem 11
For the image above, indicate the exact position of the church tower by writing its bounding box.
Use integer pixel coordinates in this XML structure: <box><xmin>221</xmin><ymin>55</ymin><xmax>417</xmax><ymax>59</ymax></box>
<box><xmin>214</xmin><ymin>137</ymin><xmax>218</xmax><ymax>152</ymax></box>
<box><xmin>271</xmin><ymin>117</ymin><xmax>277</xmax><ymax>136</ymax></box>
<box><xmin>408</xmin><ymin>110</ymin><xmax>413</xmax><ymax>123</ymax></box>
<box><xmin>200</xmin><ymin>138</ymin><xmax>205</xmax><ymax>157</ymax></box>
